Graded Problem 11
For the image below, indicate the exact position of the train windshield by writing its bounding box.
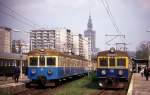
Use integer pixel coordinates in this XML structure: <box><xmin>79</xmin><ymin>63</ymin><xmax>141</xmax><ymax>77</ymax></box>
<box><xmin>47</xmin><ymin>57</ymin><xmax>56</xmax><ymax>66</ymax></box>
<box><xmin>117</xmin><ymin>58</ymin><xmax>126</xmax><ymax>67</ymax></box>
<box><xmin>39</xmin><ymin>56</ymin><xmax>45</xmax><ymax>66</ymax></box>
<box><xmin>30</xmin><ymin>57</ymin><xmax>38</xmax><ymax>66</ymax></box>
<box><xmin>99</xmin><ymin>58</ymin><xmax>108</xmax><ymax>67</ymax></box>
<box><xmin>109</xmin><ymin>58</ymin><xmax>115</xmax><ymax>66</ymax></box>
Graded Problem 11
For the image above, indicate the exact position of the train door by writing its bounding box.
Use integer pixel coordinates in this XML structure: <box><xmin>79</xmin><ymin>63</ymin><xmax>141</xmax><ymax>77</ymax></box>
<box><xmin>63</xmin><ymin>57</ymin><xmax>67</xmax><ymax>76</ymax></box>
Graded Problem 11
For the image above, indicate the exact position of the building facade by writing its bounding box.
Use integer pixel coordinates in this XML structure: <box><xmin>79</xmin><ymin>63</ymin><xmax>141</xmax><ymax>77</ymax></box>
<box><xmin>73</xmin><ymin>34</ymin><xmax>83</xmax><ymax>56</ymax></box>
<box><xmin>30</xmin><ymin>29</ymin><xmax>55</xmax><ymax>50</ymax></box>
<box><xmin>55</xmin><ymin>28</ymin><xmax>73</xmax><ymax>53</ymax></box>
<box><xmin>12</xmin><ymin>40</ymin><xmax>29</xmax><ymax>54</ymax></box>
<box><xmin>30</xmin><ymin>28</ymin><xmax>91</xmax><ymax>60</ymax></box>
<box><xmin>84</xmin><ymin>15</ymin><xmax>96</xmax><ymax>58</ymax></box>
<box><xmin>83</xmin><ymin>37</ymin><xmax>91</xmax><ymax>60</ymax></box>
<box><xmin>30</xmin><ymin>28</ymin><xmax>73</xmax><ymax>53</ymax></box>
<box><xmin>73</xmin><ymin>33</ymin><xmax>91</xmax><ymax>60</ymax></box>
<box><xmin>0</xmin><ymin>27</ymin><xmax>11</xmax><ymax>53</ymax></box>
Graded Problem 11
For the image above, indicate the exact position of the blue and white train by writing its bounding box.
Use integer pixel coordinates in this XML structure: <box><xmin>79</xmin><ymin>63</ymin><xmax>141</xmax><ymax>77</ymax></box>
<box><xmin>27</xmin><ymin>49</ymin><xmax>92</xmax><ymax>86</ymax></box>
<box><xmin>96</xmin><ymin>48</ymin><xmax>133</xmax><ymax>88</ymax></box>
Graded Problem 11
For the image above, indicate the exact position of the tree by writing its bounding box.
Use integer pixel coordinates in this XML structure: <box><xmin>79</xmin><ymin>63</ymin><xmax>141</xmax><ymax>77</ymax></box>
<box><xmin>136</xmin><ymin>41</ymin><xmax>149</xmax><ymax>59</ymax></box>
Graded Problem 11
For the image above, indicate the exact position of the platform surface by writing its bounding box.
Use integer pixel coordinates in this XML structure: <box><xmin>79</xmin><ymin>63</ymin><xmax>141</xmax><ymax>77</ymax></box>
<box><xmin>128</xmin><ymin>73</ymin><xmax>150</xmax><ymax>95</ymax></box>
<box><xmin>0</xmin><ymin>76</ymin><xmax>29</xmax><ymax>94</ymax></box>
<box><xmin>0</xmin><ymin>76</ymin><xmax>29</xmax><ymax>88</ymax></box>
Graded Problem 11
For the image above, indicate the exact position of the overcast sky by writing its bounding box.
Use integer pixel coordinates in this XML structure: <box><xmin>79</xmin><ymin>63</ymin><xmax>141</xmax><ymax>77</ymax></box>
<box><xmin>0</xmin><ymin>0</ymin><xmax>150</xmax><ymax>51</ymax></box>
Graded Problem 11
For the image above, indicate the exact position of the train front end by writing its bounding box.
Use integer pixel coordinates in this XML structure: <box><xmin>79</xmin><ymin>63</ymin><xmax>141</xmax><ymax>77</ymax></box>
<box><xmin>96</xmin><ymin>48</ymin><xmax>131</xmax><ymax>88</ymax></box>
<box><xmin>27</xmin><ymin>49</ymin><xmax>59</xmax><ymax>86</ymax></box>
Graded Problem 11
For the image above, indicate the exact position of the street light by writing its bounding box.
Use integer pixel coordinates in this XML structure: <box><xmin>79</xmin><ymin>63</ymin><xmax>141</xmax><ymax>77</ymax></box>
<box><xmin>146</xmin><ymin>31</ymin><xmax>150</xmax><ymax>67</ymax></box>
<box><xmin>20</xmin><ymin>54</ymin><xmax>23</xmax><ymax>79</ymax></box>
<box><xmin>11</xmin><ymin>30</ymin><xmax>29</xmax><ymax>79</ymax></box>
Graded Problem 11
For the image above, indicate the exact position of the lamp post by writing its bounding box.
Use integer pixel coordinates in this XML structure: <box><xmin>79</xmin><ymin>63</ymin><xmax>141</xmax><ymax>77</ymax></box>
<box><xmin>142</xmin><ymin>42</ymin><xmax>150</xmax><ymax>67</ymax></box>
<box><xmin>20</xmin><ymin>53</ymin><xmax>23</xmax><ymax>79</ymax></box>
<box><xmin>12</xmin><ymin>30</ymin><xmax>29</xmax><ymax>79</ymax></box>
<box><xmin>18</xmin><ymin>40</ymin><xmax>23</xmax><ymax>79</ymax></box>
<box><xmin>146</xmin><ymin>31</ymin><xmax>150</xmax><ymax>67</ymax></box>
<box><xmin>147</xmin><ymin>43</ymin><xmax>150</xmax><ymax>67</ymax></box>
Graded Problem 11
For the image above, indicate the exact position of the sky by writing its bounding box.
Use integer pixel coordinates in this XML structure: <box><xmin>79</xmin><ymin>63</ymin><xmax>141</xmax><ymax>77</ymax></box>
<box><xmin>0</xmin><ymin>0</ymin><xmax>150</xmax><ymax>51</ymax></box>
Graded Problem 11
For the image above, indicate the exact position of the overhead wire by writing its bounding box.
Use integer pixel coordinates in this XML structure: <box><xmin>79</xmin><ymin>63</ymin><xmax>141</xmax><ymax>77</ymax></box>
<box><xmin>0</xmin><ymin>12</ymin><xmax>24</xmax><ymax>30</ymax></box>
<box><xmin>0</xmin><ymin>1</ymin><xmax>41</xmax><ymax>29</ymax></box>
<box><xmin>103</xmin><ymin>0</ymin><xmax>127</xmax><ymax>42</ymax></box>
<box><xmin>0</xmin><ymin>10</ymin><xmax>34</xmax><ymax>27</ymax></box>
<box><xmin>97</xmin><ymin>0</ymin><xmax>127</xmax><ymax>43</ymax></box>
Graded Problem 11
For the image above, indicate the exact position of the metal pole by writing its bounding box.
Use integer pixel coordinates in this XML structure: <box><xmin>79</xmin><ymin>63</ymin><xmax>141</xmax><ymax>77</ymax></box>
<box><xmin>136</xmin><ymin>63</ymin><xmax>138</xmax><ymax>73</ymax></box>
<box><xmin>146</xmin><ymin>31</ymin><xmax>150</xmax><ymax>67</ymax></box>
<box><xmin>20</xmin><ymin>52</ymin><xmax>23</xmax><ymax>79</ymax></box>
<box><xmin>148</xmin><ymin>44</ymin><xmax>150</xmax><ymax>67</ymax></box>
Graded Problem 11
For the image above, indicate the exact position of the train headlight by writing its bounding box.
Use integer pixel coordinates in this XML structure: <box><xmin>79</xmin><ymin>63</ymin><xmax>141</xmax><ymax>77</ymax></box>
<box><xmin>110</xmin><ymin>47</ymin><xmax>115</xmax><ymax>53</ymax></box>
<box><xmin>47</xmin><ymin>69</ymin><xmax>52</xmax><ymax>75</ymax></box>
<box><xmin>101</xmin><ymin>70</ymin><xmax>106</xmax><ymax>75</ymax></box>
<box><xmin>118</xmin><ymin>70</ymin><xmax>123</xmax><ymax>75</ymax></box>
<box><xmin>31</xmin><ymin>69</ymin><xmax>36</xmax><ymax>74</ymax></box>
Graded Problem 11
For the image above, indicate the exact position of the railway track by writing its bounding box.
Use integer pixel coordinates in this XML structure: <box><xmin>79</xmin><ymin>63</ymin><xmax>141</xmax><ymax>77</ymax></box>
<box><xmin>12</xmin><ymin>80</ymin><xmax>68</xmax><ymax>95</ymax></box>
<box><xmin>96</xmin><ymin>89</ymin><xmax>126</xmax><ymax>95</ymax></box>
<box><xmin>93</xmin><ymin>81</ymin><xmax>129</xmax><ymax>95</ymax></box>
<box><xmin>13</xmin><ymin>85</ymin><xmax>61</xmax><ymax>95</ymax></box>
<box><xmin>13</xmin><ymin>83</ymin><xmax>65</xmax><ymax>95</ymax></box>
<box><xmin>98</xmin><ymin>75</ymin><xmax>132</xmax><ymax>95</ymax></box>
<box><xmin>13</xmin><ymin>75</ymin><xmax>85</xmax><ymax>95</ymax></box>
<box><xmin>13</xmin><ymin>88</ymin><xmax>49</xmax><ymax>95</ymax></box>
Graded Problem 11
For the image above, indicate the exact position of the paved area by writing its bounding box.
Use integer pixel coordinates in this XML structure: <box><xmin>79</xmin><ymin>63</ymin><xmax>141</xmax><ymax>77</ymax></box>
<box><xmin>0</xmin><ymin>77</ymin><xmax>14</xmax><ymax>85</ymax></box>
<box><xmin>0</xmin><ymin>76</ymin><xmax>29</xmax><ymax>94</ymax></box>
<box><xmin>128</xmin><ymin>73</ymin><xmax>150</xmax><ymax>95</ymax></box>
<box><xmin>0</xmin><ymin>76</ymin><xmax>29</xmax><ymax>88</ymax></box>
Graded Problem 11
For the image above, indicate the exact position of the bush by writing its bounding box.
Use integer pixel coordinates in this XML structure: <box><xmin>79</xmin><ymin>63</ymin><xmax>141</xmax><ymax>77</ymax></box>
<box><xmin>87</xmin><ymin>71</ymin><xmax>97</xmax><ymax>82</ymax></box>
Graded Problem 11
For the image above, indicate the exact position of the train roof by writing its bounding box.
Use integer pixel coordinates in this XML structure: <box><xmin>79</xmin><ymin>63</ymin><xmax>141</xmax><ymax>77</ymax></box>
<box><xmin>97</xmin><ymin>50</ymin><xmax>129</xmax><ymax>57</ymax></box>
<box><xmin>28</xmin><ymin>49</ymin><xmax>63</xmax><ymax>56</ymax></box>
<box><xmin>28</xmin><ymin>49</ymin><xmax>89</xmax><ymax>60</ymax></box>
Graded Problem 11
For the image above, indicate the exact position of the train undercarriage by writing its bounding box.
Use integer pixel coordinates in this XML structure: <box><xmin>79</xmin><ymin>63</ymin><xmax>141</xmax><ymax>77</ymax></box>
<box><xmin>98</xmin><ymin>77</ymin><xmax>128</xmax><ymax>89</ymax></box>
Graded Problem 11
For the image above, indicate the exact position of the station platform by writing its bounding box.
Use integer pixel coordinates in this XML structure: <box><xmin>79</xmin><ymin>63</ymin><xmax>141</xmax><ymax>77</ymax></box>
<box><xmin>127</xmin><ymin>73</ymin><xmax>150</xmax><ymax>95</ymax></box>
<box><xmin>0</xmin><ymin>76</ymin><xmax>29</xmax><ymax>94</ymax></box>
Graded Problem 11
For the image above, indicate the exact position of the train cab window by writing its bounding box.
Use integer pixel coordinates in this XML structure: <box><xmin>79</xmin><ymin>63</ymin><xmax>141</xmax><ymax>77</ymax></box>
<box><xmin>117</xmin><ymin>58</ymin><xmax>126</xmax><ymax>67</ymax></box>
<box><xmin>99</xmin><ymin>58</ymin><xmax>108</xmax><ymax>67</ymax></box>
<box><xmin>39</xmin><ymin>56</ymin><xmax>45</xmax><ymax>66</ymax></box>
<box><xmin>30</xmin><ymin>57</ymin><xmax>38</xmax><ymax>66</ymax></box>
<box><xmin>109</xmin><ymin>58</ymin><xmax>115</xmax><ymax>66</ymax></box>
<box><xmin>47</xmin><ymin>57</ymin><xmax>56</xmax><ymax>66</ymax></box>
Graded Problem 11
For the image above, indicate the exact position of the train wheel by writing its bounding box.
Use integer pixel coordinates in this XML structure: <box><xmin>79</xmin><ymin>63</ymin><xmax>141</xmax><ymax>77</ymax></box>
<box><xmin>39</xmin><ymin>77</ymin><xmax>46</xmax><ymax>87</ymax></box>
<box><xmin>25</xmin><ymin>82</ymin><xmax>31</xmax><ymax>88</ymax></box>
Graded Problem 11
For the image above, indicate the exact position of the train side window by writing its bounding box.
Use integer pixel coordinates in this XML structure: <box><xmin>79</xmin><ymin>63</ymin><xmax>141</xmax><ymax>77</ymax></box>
<box><xmin>39</xmin><ymin>56</ymin><xmax>45</xmax><ymax>66</ymax></box>
<box><xmin>47</xmin><ymin>57</ymin><xmax>56</xmax><ymax>66</ymax></box>
<box><xmin>109</xmin><ymin>58</ymin><xmax>115</xmax><ymax>66</ymax></box>
<box><xmin>117</xmin><ymin>58</ymin><xmax>126</xmax><ymax>66</ymax></box>
<box><xmin>99</xmin><ymin>58</ymin><xmax>108</xmax><ymax>67</ymax></box>
<box><xmin>30</xmin><ymin>57</ymin><xmax>38</xmax><ymax>66</ymax></box>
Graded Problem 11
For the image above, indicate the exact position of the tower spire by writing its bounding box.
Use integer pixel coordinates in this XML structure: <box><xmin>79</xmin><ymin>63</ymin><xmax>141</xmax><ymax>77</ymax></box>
<box><xmin>87</xmin><ymin>12</ymin><xmax>93</xmax><ymax>30</ymax></box>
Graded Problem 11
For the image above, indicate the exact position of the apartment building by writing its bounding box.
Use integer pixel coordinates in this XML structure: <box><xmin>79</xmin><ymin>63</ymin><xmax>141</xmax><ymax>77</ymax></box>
<box><xmin>0</xmin><ymin>27</ymin><xmax>11</xmax><ymax>53</ymax></box>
